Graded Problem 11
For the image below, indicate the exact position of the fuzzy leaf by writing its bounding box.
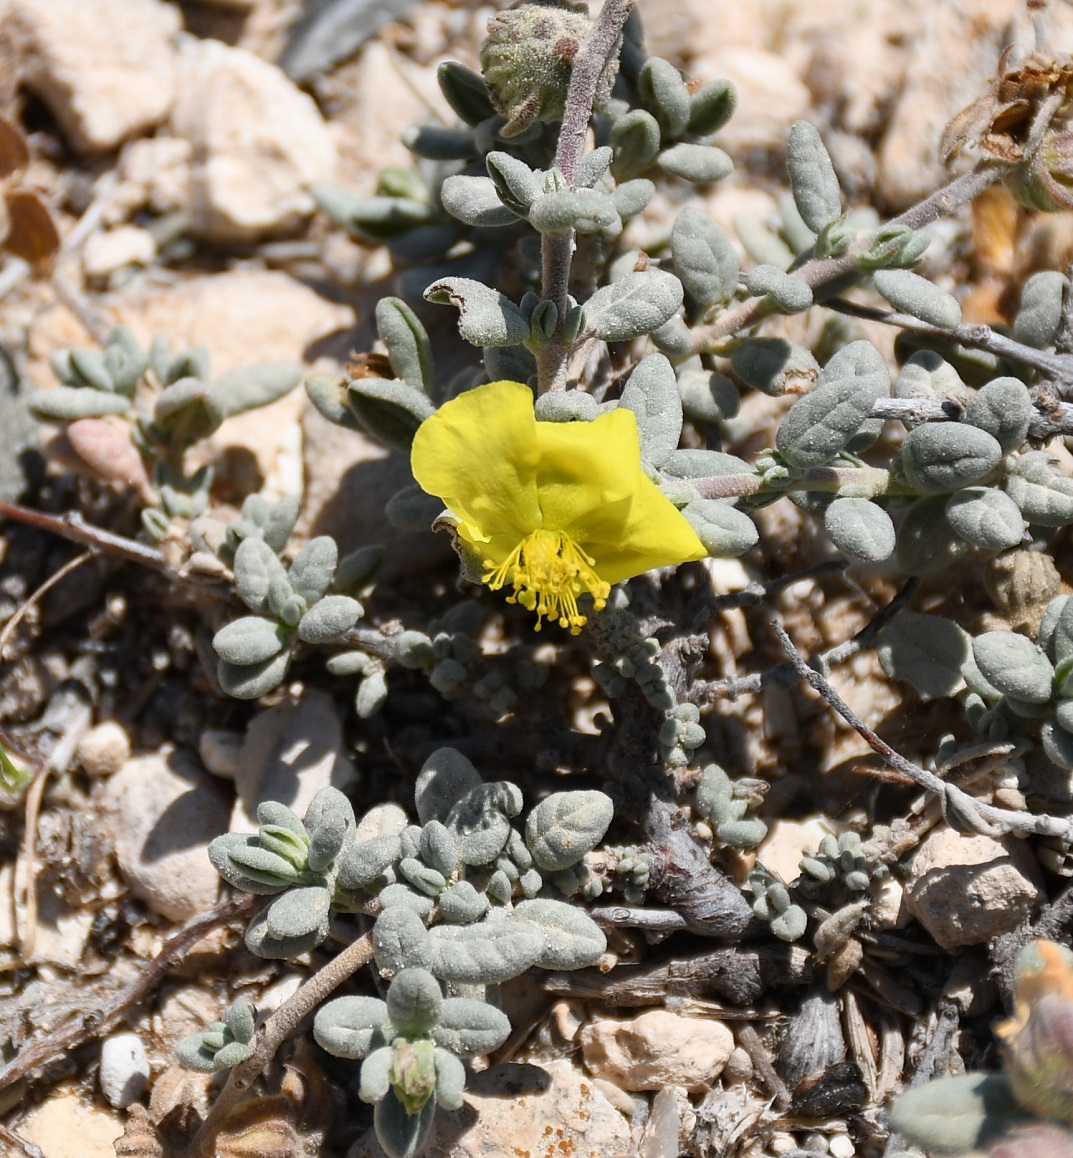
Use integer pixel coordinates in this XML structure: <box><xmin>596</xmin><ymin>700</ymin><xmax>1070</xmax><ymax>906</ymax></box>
<box><xmin>437</xmin><ymin>880</ymin><xmax>489</xmax><ymax>924</ymax></box>
<box><xmin>888</xmin><ymin>1073</ymin><xmax>1027</xmax><ymax>1155</ymax></box>
<box><xmin>348</xmin><ymin>377</ymin><xmax>436</xmax><ymax>452</ymax></box>
<box><xmin>429</xmin><ymin>915</ymin><xmax>545</xmax><ymax>982</ymax></box>
<box><xmin>730</xmin><ymin>338</ymin><xmax>819</xmax><ymax>396</ymax></box>
<box><xmin>375</xmin><ymin>298</ymin><xmax>434</xmax><ymax>394</ymax></box>
<box><xmin>433</xmin><ymin>998</ymin><xmax>511</xmax><ymax>1056</ymax></box>
<box><xmin>1005</xmin><ymin>452</ymin><xmax>1073</xmax><ymax>526</ymax></box>
<box><xmin>786</xmin><ymin>120</ymin><xmax>842</xmax><ymax>233</ymax></box>
<box><xmin>822</xmin><ymin>497</ymin><xmax>895</xmax><ymax>561</ymax></box>
<box><xmin>619</xmin><ymin>354</ymin><xmax>683</xmax><ymax>466</ymax></box>
<box><xmin>681</xmin><ymin>499</ymin><xmax>759</xmax><ymax>556</ymax></box>
<box><xmin>514</xmin><ymin>898</ymin><xmax>607</xmax><ymax>968</ymax></box>
<box><xmin>965</xmin><ymin>377</ymin><xmax>1032</xmax><ymax>454</ymax></box>
<box><xmin>289</xmin><ymin>537</ymin><xmax>337</xmax><ymax>606</ymax></box>
<box><xmin>671</xmin><ymin>205</ymin><xmax>738</xmax><ymax>313</ymax></box>
<box><xmin>212</xmin><ymin>617</ymin><xmax>288</xmax><ymax>665</ymax></box>
<box><xmin>266</xmin><ymin>885</ymin><xmax>331</xmax><ymax>940</ymax></box>
<box><xmin>877</xmin><ymin>612</ymin><xmax>970</xmax><ymax>700</ymax></box>
<box><xmin>611</xmin><ymin>177</ymin><xmax>655</xmax><ymax>219</ymax></box>
<box><xmin>687</xmin><ymin>79</ymin><xmax>737</xmax><ymax>136</ymax></box>
<box><xmin>1013</xmin><ymin>270</ymin><xmax>1068</xmax><ymax>348</ymax></box>
<box><xmin>525</xmin><ymin>790</ymin><xmax>613</xmax><ymax>872</ymax></box>
<box><xmin>639</xmin><ymin>57</ymin><xmax>691</xmax><ymax>137</ymax></box>
<box><xmin>874</xmin><ymin>268</ymin><xmax>962</xmax><ymax>329</ymax></box>
<box><xmin>214</xmin><ymin>363</ymin><xmax>301</xmax><ymax>417</ymax></box>
<box><xmin>244</xmin><ymin>904</ymin><xmax>327</xmax><ymax>959</ymax></box>
<box><xmin>298</xmin><ymin>595</ymin><xmax>363</xmax><ymax>644</ymax></box>
<box><xmin>337</xmin><ymin>835</ymin><xmax>403</xmax><ymax>889</ymax></box>
<box><xmin>973</xmin><ymin>631</ymin><xmax>1055</xmax><ymax>704</ymax></box>
<box><xmin>314</xmin><ymin>996</ymin><xmax>393</xmax><ymax>1060</ymax></box>
<box><xmin>528</xmin><ymin>188</ymin><xmax>621</xmax><ymax>237</ymax></box>
<box><xmin>900</xmin><ymin>423</ymin><xmax>1002</xmax><ymax>493</ymax></box>
<box><xmin>610</xmin><ymin>109</ymin><xmax>661</xmax><ymax>177</ymax></box>
<box><xmin>944</xmin><ymin>488</ymin><xmax>1025</xmax><ymax>550</ymax></box>
<box><xmin>658</xmin><ymin>143</ymin><xmax>732</xmax><ymax>183</ymax></box>
<box><xmin>208</xmin><ymin>833</ymin><xmax>299</xmax><ymax>893</ymax></box>
<box><xmin>374</xmin><ymin>1088</ymin><xmax>435</xmax><ymax>1158</ymax></box>
<box><xmin>29</xmin><ymin>386</ymin><xmax>131</xmax><ymax>420</ymax></box>
<box><xmin>583</xmin><ymin>270</ymin><xmax>683</xmax><ymax>342</ymax></box>
<box><xmin>745</xmin><ymin>264</ymin><xmax>813</xmax><ymax>314</ymax></box>
<box><xmin>437</xmin><ymin>61</ymin><xmax>496</xmax><ymax>126</ymax></box>
<box><xmin>373</xmin><ymin>906</ymin><xmax>433</xmax><ymax>974</ymax></box>
<box><xmin>414</xmin><ymin>748</ymin><xmax>484</xmax><ymax>825</ymax></box>
<box><xmin>440</xmin><ymin>175</ymin><xmax>518</xmax><ymax>228</ymax></box>
<box><xmin>776</xmin><ymin>341</ymin><xmax>888</xmax><ymax>467</ymax></box>
<box><xmin>485</xmin><ymin>151</ymin><xmax>542</xmax><ymax>214</ymax></box>
<box><xmin>424</xmin><ymin>278</ymin><xmax>530</xmax><ymax>347</ymax></box>
<box><xmin>217</xmin><ymin>652</ymin><xmax>291</xmax><ymax>700</ymax></box>
<box><xmin>233</xmin><ymin>538</ymin><xmax>288</xmax><ymax>614</ymax></box>
<box><xmin>434</xmin><ymin>1047</ymin><xmax>466</xmax><ymax>1109</ymax></box>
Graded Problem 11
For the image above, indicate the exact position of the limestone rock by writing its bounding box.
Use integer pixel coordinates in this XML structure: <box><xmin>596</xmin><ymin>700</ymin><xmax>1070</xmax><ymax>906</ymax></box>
<box><xmin>17</xmin><ymin>1091</ymin><xmax>124</xmax><ymax>1157</ymax></box>
<box><xmin>170</xmin><ymin>39</ymin><xmax>336</xmax><ymax>242</ymax></box>
<box><xmin>580</xmin><ymin>1009</ymin><xmax>735</xmax><ymax>1092</ymax></box>
<box><xmin>231</xmin><ymin>688</ymin><xmax>357</xmax><ymax>833</ymax></box>
<box><xmin>757</xmin><ymin>818</ymin><xmax>835</xmax><ymax>884</ymax></box>
<box><xmin>11</xmin><ymin>0</ymin><xmax>180</xmax><ymax>153</ymax></box>
<box><xmin>82</xmin><ymin>225</ymin><xmax>156</xmax><ymax>280</ymax></box>
<box><xmin>347</xmin><ymin>1059</ymin><xmax>631</xmax><ymax>1158</ymax></box>
<box><xmin>101</xmin><ymin>747</ymin><xmax>230</xmax><ymax>921</ymax></box>
<box><xmin>905</xmin><ymin>829</ymin><xmax>1044</xmax><ymax>950</ymax></box>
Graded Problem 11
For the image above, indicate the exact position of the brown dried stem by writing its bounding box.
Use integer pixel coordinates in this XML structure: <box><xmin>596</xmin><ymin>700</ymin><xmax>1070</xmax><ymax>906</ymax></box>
<box><xmin>190</xmin><ymin>930</ymin><xmax>374</xmax><ymax>1157</ymax></box>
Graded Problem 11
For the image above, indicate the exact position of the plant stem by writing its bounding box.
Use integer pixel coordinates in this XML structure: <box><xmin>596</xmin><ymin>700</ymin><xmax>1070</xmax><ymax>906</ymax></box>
<box><xmin>190</xmin><ymin>931</ymin><xmax>374</xmax><ymax>1156</ymax></box>
<box><xmin>536</xmin><ymin>0</ymin><xmax>636</xmax><ymax>395</ymax></box>
<box><xmin>691</xmin><ymin>161</ymin><xmax>1006</xmax><ymax>352</ymax></box>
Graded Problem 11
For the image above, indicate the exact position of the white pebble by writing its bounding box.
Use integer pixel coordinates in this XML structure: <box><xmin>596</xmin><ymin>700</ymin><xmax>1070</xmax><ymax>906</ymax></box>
<box><xmin>99</xmin><ymin>1032</ymin><xmax>149</xmax><ymax>1108</ymax></box>
<box><xmin>829</xmin><ymin>1136</ymin><xmax>855</xmax><ymax>1158</ymax></box>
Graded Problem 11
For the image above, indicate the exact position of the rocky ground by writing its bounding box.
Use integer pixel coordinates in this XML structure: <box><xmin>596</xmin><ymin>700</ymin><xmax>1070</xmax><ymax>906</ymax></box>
<box><xmin>0</xmin><ymin>1</ymin><xmax>1072</xmax><ymax>1156</ymax></box>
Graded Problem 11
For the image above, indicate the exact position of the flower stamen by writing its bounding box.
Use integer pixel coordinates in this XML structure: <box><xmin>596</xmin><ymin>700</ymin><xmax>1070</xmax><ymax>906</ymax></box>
<box><xmin>484</xmin><ymin>528</ymin><xmax>610</xmax><ymax>634</ymax></box>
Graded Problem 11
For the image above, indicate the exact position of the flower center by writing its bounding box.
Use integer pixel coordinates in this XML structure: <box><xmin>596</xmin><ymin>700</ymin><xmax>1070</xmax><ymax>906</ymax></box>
<box><xmin>483</xmin><ymin>529</ymin><xmax>610</xmax><ymax>634</ymax></box>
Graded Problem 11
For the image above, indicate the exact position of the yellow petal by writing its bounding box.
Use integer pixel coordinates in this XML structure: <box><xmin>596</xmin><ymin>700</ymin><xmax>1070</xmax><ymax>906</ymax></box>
<box><xmin>533</xmin><ymin>407</ymin><xmax>639</xmax><ymax>530</ymax></box>
<box><xmin>410</xmin><ymin>381</ymin><xmax>541</xmax><ymax>546</ymax></box>
<box><xmin>584</xmin><ymin>473</ymin><xmax>707</xmax><ymax>584</ymax></box>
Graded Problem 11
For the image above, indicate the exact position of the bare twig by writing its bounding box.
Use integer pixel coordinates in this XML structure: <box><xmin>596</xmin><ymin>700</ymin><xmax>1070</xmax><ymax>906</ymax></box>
<box><xmin>191</xmin><ymin>930</ymin><xmax>374</xmax><ymax>1157</ymax></box>
<box><xmin>0</xmin><ymin>895</ymin><xmax>255</xmax><ymax>1094</ymax></box>
<box><xmin>771</xmin><ymin>620</ymin><xmax>1073</xmax><ymax>842</ymax></box>
<box><xmin>0</xmin><ymin>501</ymin><xmax>168</xmax><ymax>571</ymax></box>
<box><xmin>824</xmin><ymin>294</ymin><xmax>1073</xmax><ymax>391</ymax></box>
<box><xmin>691</xmin><ymin>161</ymin><xmax>1005</xmax><ymax>351</ymax></box>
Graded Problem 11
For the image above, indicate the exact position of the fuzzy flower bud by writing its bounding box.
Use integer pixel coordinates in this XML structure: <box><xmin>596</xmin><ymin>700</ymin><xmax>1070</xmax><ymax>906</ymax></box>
<box><xmin>479</xmin><ymin>0</ymin><xmax>617</xmax><ymax>137</ymax></box>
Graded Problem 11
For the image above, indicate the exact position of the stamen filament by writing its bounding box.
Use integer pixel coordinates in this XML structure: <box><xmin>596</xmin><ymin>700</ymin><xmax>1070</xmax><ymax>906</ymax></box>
<box><xmin>483</xmin><ymin>528</ymin><xmax>610</xmax><ymax>633</ymax></box>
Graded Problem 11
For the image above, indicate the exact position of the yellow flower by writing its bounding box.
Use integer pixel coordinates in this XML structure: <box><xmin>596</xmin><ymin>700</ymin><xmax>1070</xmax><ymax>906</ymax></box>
<box><xmin>411</xmin><ymin>380</ymin><xmax>706</xmax><ymax>633</ymax></box>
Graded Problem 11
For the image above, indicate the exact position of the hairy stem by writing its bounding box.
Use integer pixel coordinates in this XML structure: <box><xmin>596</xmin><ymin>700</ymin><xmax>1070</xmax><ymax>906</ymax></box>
<box><xmin>191</xmin><ymin>930</ymin><xmax>374</xmax><ymax>1156</ymax></box>
<box><xmin>537</xmin><ymin>0</ymin><xmax>635</xmax><ymax>395</ymax></box>
<box><xmin>691</xmin><ymin>161</ymin><xmax>1005</xmax><ymax>352</ymax></box>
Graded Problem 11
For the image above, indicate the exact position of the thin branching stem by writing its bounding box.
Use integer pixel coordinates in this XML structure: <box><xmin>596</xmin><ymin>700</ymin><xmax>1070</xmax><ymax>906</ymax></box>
<box><xmin>191</xmin><ymin>930</ymin><xmax>374</xmax><ymax>1156</ymax></box>
<box><xmin>771</xmin><ymin>620</ymin><xmax>1073</xmax><ymax>842</ymax></box>
<box><xmin>0</xmin><ymin>896</ymin><xmax>255</xmax><ymax>1095</ymax></box>
<box><xmin>537</xmin><ymin>0</ymin><xmax>636</xmax><ymax>395</ymax></box>
<box><xmin>691</xmin><ymin>161</ymin><xmax>1006</xmax><ymax>351</ymax></box>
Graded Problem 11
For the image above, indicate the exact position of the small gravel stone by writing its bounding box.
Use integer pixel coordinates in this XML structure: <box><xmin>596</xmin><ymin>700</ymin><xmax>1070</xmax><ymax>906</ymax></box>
<box><xmin>76</xmin><ymin>721</ymin><xmax>130</xmax><ymax>777</ymax></box>
<box><xmin>829</xmin><ymin>1135</ymin><xmax>856</xmax><ymax>1158</ymax></box>
<box><xmin>905</xmin><ymin>829</ymin><xmax>1044</xmax><ymax>950</ymax></box>
<box><xmin>101</xmin><ymin>746</ymin><xmax>230</xmax><ymax>921</ymax></box>
<box><xmin>99</xmin><ymin>1032</ymin><xmax>150</xmax><ymax>1108</ymax></box>
<box><xmin>199</xmin><ymin>728</ymin><xmax>243</xmax><ymax>780</ymax></box>
<box><xmin>580</xmin><ymin>1009</ymin><xmax>734</xmax><ymax>1092</ymax></box>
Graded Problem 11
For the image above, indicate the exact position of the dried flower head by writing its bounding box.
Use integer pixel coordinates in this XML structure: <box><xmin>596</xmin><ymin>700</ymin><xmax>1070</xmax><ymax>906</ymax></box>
<box><xmin>410</xmin><ymin>381</ymin><xmax>706</xmax><ymax>633</ymax></box>
<box><xmin>942</xmin><ymin>47</ymin><xmax>1073</xmax><ymax>211</ymax></box>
